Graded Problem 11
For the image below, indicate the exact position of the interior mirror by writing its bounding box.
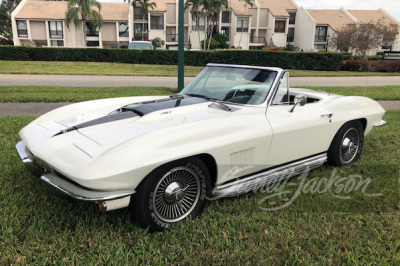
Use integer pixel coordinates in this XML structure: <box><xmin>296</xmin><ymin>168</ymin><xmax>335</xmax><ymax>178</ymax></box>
<box><xmin>290</xmin><ymin>94</ymin><xmax>307</xmax><ymax>112</ymax></box>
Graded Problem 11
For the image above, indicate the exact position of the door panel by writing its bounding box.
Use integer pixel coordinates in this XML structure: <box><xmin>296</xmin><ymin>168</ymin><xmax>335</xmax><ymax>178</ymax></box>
<box><xmin>266</xmin><ymin>103</ymin><xmax>333</xmax><ymax>166</ymax></box>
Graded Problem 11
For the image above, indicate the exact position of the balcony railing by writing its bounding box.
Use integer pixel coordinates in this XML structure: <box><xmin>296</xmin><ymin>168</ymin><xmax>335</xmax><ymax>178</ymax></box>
<box><xmin>250</xmin><ymin>37</ymin><xmax>266</xmax><ymax>43</ymax></box>
<box><xmin>17</xmin><ymin>29</ymin><xmax>28</xmax><ymax>36</ymax></box>
<box><xmin>166</xmin><ymin>34</ymin><xmax>178</xmax><ymax>42</ymax></box>
<box><xmin>315</xmin><ymin>35</ymin><xmax>327</xmax><ymax>42</ymax></box>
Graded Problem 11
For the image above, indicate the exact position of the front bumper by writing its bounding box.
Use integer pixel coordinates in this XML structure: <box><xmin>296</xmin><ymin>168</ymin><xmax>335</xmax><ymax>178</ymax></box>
<box><xmin>374</xmin><ymin>120</ymin><xmax>387</xmax><ymax>127</ymax></box>
<box><xmin>16</xmin><ymin>141</ymin><xmax>136</xmax><ymax>202</ymax></box>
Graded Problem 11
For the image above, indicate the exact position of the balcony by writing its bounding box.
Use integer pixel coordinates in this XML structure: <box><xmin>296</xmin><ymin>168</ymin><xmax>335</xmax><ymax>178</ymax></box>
<box><xmin>250</xmin><ymin>37</ymin><xmax>266</xmax><ymax>43</ymax></box>
<box><xmin>315</xmin><ymin>35</ymin><xmax>327</xmax><ymax>42</ymax></box>
<box><xmin>166</xmin><ymin>34</ymin><xmax>178</xmax><ymax>42</ymax></box>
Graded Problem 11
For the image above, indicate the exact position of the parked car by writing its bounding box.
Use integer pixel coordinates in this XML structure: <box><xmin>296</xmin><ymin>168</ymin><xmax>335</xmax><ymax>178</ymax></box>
<box><xmin>16</xmin><ymin>64</ymin><xmax>386</xmax><ymax>230</ymax></box>
<box><xmin>128</xmin><ymin>41</ymin><xmax>153</xmax><ymax>50</ymax></box>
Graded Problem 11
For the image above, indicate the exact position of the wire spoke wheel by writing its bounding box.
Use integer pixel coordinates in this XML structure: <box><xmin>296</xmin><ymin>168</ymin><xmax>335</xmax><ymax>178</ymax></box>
<box><xmin>340</xmin><ymin>127</ymin><xmax>360</xmax><ymax>164</ymax></box>
<box><xmin>153</xmin><ymin>166</ymin><xmax>201</xmax><ymax>223</ymax></box>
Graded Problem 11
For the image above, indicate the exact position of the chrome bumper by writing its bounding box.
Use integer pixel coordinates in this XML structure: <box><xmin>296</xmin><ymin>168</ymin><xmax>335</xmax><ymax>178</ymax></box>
<box><xmin>16</xmin><ymin>141</ymin><xmax>136</xmax><ymax>201</ymax></box>
<box><xmin>374</xmin><ymin>120</ymin><xmax>387</xmax><ymax>127</ymax></box>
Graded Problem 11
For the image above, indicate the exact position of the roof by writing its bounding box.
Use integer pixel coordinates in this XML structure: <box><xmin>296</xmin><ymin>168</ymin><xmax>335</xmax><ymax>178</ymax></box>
<box><xmin>257</xmin><ymin>0</ymin><xmax>297</xmax><ymax>17</ymax></box>
<box><xmin>307</xmin><ymin>9</ymin><xmax>355</xmax><ymax>31</ymax></box>
<box><xmin>229</xmin><ymin>0</ymin><xmax>252</xmax><ymax>16</ymax></box>
<box><xmin>15</xmin><ymin>1</ymin><xmax>129</xmax><ymax>21</ymax></box>
<box><xmin>150</xmin><ymin>0</ymin><xmax>176</xmax><ymax>12</ymax></box>
<box><xmin>348</xmin><ymin>10</ymin><xmax>398</xmax><ymax>25</ymax></box>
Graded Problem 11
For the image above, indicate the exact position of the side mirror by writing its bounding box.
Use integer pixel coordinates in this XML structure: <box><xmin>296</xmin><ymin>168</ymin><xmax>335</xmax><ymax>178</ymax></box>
<box><xmin>289</xmin><ymin>94</ymin><xmax>307</xmax><ymax>112</ymax></box>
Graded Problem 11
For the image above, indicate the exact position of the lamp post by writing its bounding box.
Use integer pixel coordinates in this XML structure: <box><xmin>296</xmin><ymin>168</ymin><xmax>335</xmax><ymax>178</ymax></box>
<box><xmin>326</xmin><ymin>33</ymin><xmax>330</xmax><ymax>52</ymax></box>
<box><xmin>177</xmin><ymin>0</ymin><xmax>184</xmax><ymax>92</ymax></box>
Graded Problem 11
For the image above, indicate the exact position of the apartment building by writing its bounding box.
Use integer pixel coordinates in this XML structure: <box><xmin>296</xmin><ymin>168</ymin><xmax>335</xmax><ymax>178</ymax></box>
<box><xmin>294</xmin><ymin>8</ymin><xmax>400</xmax><ymax>52</ymax></box>
<box><xmin>11</xmin><ymin>0</ymin><xmax>400</xmax><ymax>53</ymax></box>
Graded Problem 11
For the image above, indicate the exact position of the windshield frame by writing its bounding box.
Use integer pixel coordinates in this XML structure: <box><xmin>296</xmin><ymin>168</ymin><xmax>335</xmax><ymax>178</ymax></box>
<box><xmin>180</xmin><ymin>64</ymin><xmax>282</xmax><ymax>107</ymax></box>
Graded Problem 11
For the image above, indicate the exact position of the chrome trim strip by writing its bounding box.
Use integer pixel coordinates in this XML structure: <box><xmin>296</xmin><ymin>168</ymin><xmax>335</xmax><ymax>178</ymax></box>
<box><xmin>41</xmin><ymin>173</ymin><xmax>136</xmax><ymax>201</ymax></box>
<box><xmin>374</xmin><ymin>120</ymin><xmax>387</xmax><ymax>127</ymax></box>
<box><xmin>213</xmin><ymin>153</ymin><xmax>327</xmax><ymax>197</ymax></box>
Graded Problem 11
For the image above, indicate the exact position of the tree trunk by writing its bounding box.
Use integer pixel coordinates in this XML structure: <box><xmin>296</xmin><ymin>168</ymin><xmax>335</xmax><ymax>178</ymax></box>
<box><xmin>142</xmin><ymin>14</ymin><xmax>145</xmax><ymax>41</ymax></box>
<box><xmin>82</xmin><ymin>20</ymin><xmax>87</xmax><ymax>47</ymax></box>
<box><xmin>196</xmin><ymin>16</ymin><xmax>201</xmax><ymax>50</ymax></box>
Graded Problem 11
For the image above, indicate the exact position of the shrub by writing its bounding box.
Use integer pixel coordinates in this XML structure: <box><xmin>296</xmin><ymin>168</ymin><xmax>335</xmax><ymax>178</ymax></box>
<box><xmin>284</xmin><ymin>43</ymin><xmax>300</xmax><ymax>51</ymax></box>
<box><xmin>0</xmin><ymin>46</ymin><xmax>344</xmax><ymax>71</ymax></box>
<box><xmin>262</xmin><ymin>45</ymin><xmax>284</xmax><ymax>51</ymax></box>
<box><xmin>212</xmin><ymin>33</ymin><xmax>229</xmax><ymax>49</ymax></box>
<box><xmin>342</xmin><ymin>59</ymin><xmax>400</xmax><ymax>72</ymax></box>
<box><xmin>151</xmin><ymin>37</ymin><xmax>165</xmax><ymax>49</ymax></box>
<box><xmin>200</xmin><ymin>38</ymin><xmax>220</xmax><ymax>50</ymax></box>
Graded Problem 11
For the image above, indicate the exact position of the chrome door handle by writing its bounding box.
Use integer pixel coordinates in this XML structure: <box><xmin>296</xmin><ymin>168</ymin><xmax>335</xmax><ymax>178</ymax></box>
<box><xmin>321</xmin><ymin>113</ymin><xmax>333</xmax><ymax>118</ymax></box>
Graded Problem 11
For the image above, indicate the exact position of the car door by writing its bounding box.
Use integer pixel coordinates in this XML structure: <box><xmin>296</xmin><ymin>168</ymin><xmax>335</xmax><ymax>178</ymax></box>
<box><xmin>265</xmin><ymin>72</ymin><xmax>334</xmax><ymax>166</ymax></box>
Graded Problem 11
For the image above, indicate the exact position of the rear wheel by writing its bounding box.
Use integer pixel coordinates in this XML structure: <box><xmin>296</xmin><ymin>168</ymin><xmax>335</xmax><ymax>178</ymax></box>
<box><xmin>327</xmin><ymin>121</ymin><xmax>364</xmax><ymax>166</ymax></box>
<box><xmin>130</xmin><ymin>157</ymin><xmax>209</xmax><ymax>231</ymax></box>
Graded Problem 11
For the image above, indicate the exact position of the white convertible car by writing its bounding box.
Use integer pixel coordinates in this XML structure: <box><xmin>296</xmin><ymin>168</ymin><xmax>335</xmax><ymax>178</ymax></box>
<box><xmin>17</xmin><ymin>64</ymin><xmax>386</xmax><ymax>230</ymax></box>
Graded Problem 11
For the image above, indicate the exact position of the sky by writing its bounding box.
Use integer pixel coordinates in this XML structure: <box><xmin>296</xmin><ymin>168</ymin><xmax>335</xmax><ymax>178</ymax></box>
<box><xmin>100</xmin><ymin>0</ymin><xmax>400</xmax><ymax>22</ymax></box>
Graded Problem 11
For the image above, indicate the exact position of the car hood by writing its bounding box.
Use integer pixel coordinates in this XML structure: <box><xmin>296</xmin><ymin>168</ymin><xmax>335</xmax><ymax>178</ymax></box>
<box><xmin>50</xmin><ymin>96</ymin><xmax>233</xmax><ymax>146</ymax></box>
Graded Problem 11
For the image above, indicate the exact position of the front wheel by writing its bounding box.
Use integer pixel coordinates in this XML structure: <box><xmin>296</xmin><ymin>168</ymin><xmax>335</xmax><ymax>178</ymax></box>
<box><xmin>130</xmin><ymin>157</ymin><xmax>209</xmax><ymax>231</ymax></box>
<box><xmin>327</xmin><ymin>120</ymin><xmax>364</xmax><ymax>166</ymax></box>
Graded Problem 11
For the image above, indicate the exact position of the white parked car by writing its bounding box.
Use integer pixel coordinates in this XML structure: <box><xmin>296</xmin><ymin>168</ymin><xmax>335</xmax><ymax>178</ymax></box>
<box><xmin>16</xmin><ymin>64</ymin><xmax>386</xmax><ymax>230</ymax></box>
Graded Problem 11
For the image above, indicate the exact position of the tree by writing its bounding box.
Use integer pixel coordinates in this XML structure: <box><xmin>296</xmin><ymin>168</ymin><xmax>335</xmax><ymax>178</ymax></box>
<box><xmin>151</xmin><ymin>37</ymin><xmax>164</xmax><ymax>49</ymax></box>
<box><xmin>126</xmin><ymin>0</ymin><xmax>156</xmax><ymax>41</ymax></box>
<box><xmin>65</xmin><ymin>0</ymin><xmax>103</xmax><ymax>47</ymax></box>
<box><xmin>185</xmin><ymin>0</ymin><xmax>202</xmax><ymax>49</ymax></box>
<box><xmin>0</xmin><ymin>0</ymin><xmax>22</xmax><ymax>40</ymax></box>
<box><xmin>332</xmin><ymin>19</ymin><xmax>398</xmax><ymax>59</ymax></box>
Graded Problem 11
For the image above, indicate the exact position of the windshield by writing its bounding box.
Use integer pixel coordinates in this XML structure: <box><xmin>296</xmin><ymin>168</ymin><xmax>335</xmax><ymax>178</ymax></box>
<box><xmin>128</xmin><ymin>42</ymin><xmax>153</xmax><ymax>49</ymax></box>
<box><xmin>181</xmin><ymin>66</ymin><xmax>277</xmax><ymax>105</ymax></box>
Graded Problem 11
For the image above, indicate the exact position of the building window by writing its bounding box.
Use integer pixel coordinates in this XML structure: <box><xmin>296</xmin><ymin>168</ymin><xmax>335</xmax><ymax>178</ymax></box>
<box><xmin>48</xmin><ymin>21</ymin><xmax>63</xmax><ymax>38</ymax></box>
<box><xmin>236</xmin><ymin>18</ymin><xmax>249</xmax><ymax>33</ymax></box>
<box><xmin>134</xmin><ymin>23</ymin><xmax>148</xmax><ymax>40</ymax></box>
<box><xmin>222</xmin><ymin>11</ymin><xmax>230</xmax><ymax>23</ymax></box>
<box><xmin>221</xmin><ymin>26</ymin><xmax>230</xmax><ymax>39</ymax></box>
<box><xmin>274</xmin><ymin>20</ymin><xmax>286</xmax><ymax>33</ymax></box>
<box><xmin>192</xmin><ymin>16</ymin><xmax>205</xmax><ymax>31</ymax></box>
<box><xmin>150</xmin><ymin>15</ymin><xmax>164</xmax><ymax>30</ymax></box>
<box><xmin>287</xmin><ymin>28</ymin><xmax>294</xmax><ymax>42</ymax></box>
<box><xmin>51</xmin><ymin>40</ymin><xmax>64</xmax><ymax>47</ymax></box>
<box><xmin>87</xmin><ymin>41</ymin><xmax>99</xmax><ymax>47</ymax></box>
<box><xmin>119</xmin><ymin>22</ymin><xmax>129</xmax><ymax>37</ymax></box>
<box><xmin>86</xmin><ymin>22</ymin><xmax>99</xmax><ymax>36</ymax></box>
<box><xmin>289</xmin><ymin>13</ymin><xmax>296</xmax><ymax>24</ymax></box>
<box><xmin>134</xmin><ymin>7</ymin><xmax>147</xmax><ymax>20</ymax></box>
<box><xmin>17</xmin><ymin>20</ymin><xmax>28</xmax><ymax>36</ymax></box>
<box><xmin>315</xmin><ymin>26</ymin><xmax>327</xmax><ymax>42</ymax></box>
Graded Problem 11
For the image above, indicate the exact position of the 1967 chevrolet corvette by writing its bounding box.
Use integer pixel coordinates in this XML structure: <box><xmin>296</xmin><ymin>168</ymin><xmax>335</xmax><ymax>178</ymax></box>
<box><xmin>16</xmin><ymin>64</ymin><xmax>386</xmax><ymax>230</ymax></box>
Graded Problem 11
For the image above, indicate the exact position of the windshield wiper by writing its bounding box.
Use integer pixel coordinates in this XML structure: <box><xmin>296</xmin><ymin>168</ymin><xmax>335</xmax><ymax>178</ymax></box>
<box><xmin>185</xmin><ymin>93</ymin><xmax>233</xmax><ymax>112</ymax></box>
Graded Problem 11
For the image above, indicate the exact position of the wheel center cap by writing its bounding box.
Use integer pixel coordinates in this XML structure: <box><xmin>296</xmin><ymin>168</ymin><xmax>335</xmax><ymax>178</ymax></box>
<box><xmin>164</xmin><ymin>182</ymin><xmax>185</xmax><ymax>204</ymax></box>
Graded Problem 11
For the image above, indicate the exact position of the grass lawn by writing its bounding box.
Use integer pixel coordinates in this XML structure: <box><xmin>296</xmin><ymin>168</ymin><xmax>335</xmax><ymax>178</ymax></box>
<box><xmin>1</xmin><ymin>60</ymin><xmax>399</xmax><ymax>77</ymax></box>
<box><xmin>0</xmin><ymin>111</ymin><xmax>399</xmax><ymax>264</ymax></box>
<box><xmin>0</xmin><ymin>85</ymin><xmax>399</xmax><ymax>102</ymax></box>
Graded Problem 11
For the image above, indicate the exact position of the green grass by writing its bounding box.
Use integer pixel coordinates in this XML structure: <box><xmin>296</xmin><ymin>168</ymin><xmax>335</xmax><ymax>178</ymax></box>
<box><xmin>1</xmin><ymin>60</ymin><xmax>399</xmax><ymax>77</ymax></box>
<box><xmin>0</xmin><ymin>85</ymin><xmax>399</xmax><ymax>102</ymax></box>
<box><xmin>0</xmin><ymin>112</ymin><xmax>399</xmax><ymax>264</ymax></box>
<box><xmin>0</xmin><ymin>86</ymin><xmax>175</xmax><ymax>102</ymax></box>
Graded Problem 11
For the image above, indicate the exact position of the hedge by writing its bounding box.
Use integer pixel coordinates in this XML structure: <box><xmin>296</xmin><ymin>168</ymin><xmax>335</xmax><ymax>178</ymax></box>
<box><xmin>0</xmin><ymin>45</ymin><xmax>343</xmax><ymax>71</ymax></box>
<box><xmin>342</xmin><ymin>59</ymin><xmax>400</xmax><ymax>72</ymax></box>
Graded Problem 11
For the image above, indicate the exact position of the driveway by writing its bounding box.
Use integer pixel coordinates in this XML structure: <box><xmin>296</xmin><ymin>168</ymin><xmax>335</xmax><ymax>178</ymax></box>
<box><xmin>1</xmin><ymin>74</ymin><xmax>400</xmax><ymax>87</ymax></box>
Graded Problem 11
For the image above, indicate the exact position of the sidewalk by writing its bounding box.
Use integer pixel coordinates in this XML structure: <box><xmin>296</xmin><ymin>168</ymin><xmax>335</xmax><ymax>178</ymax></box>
<box><xmin>1</xmin><ymin>101</ymin><xmax>399</xmax><ymax>116</ymax></box>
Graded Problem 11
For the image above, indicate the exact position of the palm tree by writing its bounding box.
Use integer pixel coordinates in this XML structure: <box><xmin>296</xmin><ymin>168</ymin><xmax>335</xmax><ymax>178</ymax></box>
<box><xmin>202</xmin><ymin>0</ymin><xmax>228</xmax><ymax>50</ymax></box>
<box><xmin>65</xmin><ymin>0</ymin><xmax>103</xmax><ymax>47</ymax></box>
<box><xmin>127</xmin><ymin>0</ymin><xmax>156</xmax><ymax>41</ymax></box>
<box><xmin>185</xmin><ymin>0</ymin><xmax>202</xmax><ymax>49</ymax></box>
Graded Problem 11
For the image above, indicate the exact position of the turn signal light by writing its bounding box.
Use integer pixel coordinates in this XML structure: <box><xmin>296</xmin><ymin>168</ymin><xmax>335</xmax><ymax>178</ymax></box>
<box><xmin>97</xmin><ymin>201</ymin><xmax>107</xmax><ymax>212</ymax></box>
